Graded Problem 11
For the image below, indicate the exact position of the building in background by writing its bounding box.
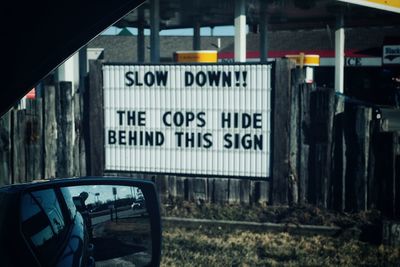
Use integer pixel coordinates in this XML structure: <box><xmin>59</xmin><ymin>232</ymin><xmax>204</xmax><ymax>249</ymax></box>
<box><xmin>87</xmin><ymin>26</ymin><xmax>399</xmax><ymax>105</ymax></box>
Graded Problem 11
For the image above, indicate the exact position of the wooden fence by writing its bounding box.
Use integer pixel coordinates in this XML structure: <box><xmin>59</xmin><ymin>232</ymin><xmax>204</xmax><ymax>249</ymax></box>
<box><xmin>0</xmin><ymin>77</ymin><xmax>86</xmax><ymax>185</ymax></box>
<box><xmin>286</xmin><ymin>70</ymin><xmax>400</xmax><ymax>218</ymax></box>
<box><xmin>1</xmin><ymin>59</ymin><xmax>399</xmax><ymax>219</ymax></box>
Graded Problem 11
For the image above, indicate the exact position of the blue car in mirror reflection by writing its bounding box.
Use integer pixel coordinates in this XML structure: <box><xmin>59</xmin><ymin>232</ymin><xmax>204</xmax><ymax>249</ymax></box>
<box><xmin>0</xmin><ymin>182</ymin><xmax>153</xmax><ymax>267</ymax></box>
<box><xmin>20</xmin><ymin>188</ymin><xmax>95</xmax><ymax>267</ymax></box>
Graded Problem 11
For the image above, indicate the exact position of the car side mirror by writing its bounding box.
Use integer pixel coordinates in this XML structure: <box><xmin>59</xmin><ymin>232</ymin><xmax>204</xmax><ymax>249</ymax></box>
<box><xmin>0</xmin><ymin>177</ymin><xmax>161</xmax><ymax>267</ymax></box>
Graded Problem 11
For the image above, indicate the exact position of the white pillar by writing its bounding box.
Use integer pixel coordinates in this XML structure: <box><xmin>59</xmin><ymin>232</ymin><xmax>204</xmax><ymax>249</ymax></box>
<box><xmin>193</xmin><ymin>22</ymin><xmax>201</xmax><ymax>51</ymax></box>
<box><xmin>58</xmin><ymin>52</ymin><xmax>79</xmax><ymax>90</ymax></box>
<box><xmin>78</xmin><ymin>46</ymin><xmax>87</xmax><ymax>93</ymax></box>
<box><xmin>234</xmin><ymin>0</ymin><xmax>246</xmax><ymax>62</ymax></box>
<box><xmin>335</xmin><ymin>15</ymin><xmax>345</xmax><ymax>94</ymax></box>
<box><xmin>150</xmin><ymin>0</ymin><xmax>160</xmax><ymax>63</ymax></box>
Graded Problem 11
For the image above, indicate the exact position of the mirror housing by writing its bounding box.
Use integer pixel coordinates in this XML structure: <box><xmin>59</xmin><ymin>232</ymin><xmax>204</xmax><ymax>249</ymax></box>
<box><xmin>0</xmin><ymin>177</ymin><xmax>161</xmax><ymax>267</ymax></box>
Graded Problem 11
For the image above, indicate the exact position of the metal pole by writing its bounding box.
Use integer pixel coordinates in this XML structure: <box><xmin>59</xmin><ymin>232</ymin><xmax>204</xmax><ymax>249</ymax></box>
<box><xmin>259</xmin><ymin>1</ymin><xmax>268</xmax><ymax>63</ymax></box>
<box><xmin>150</xmin><ymin>0</ymin><xmax>160</xmax><ymax>63</ymax></box>
<box><xmin>137</xmin><ymin>7</ymin><xmax>145</xmax><ymax>63</ymax></box>
<box><xmin>335</xmin><ymin>14</ymin><xmax>345</xmax><ymax>93</ymax></box>
<box><xmin>234</xmin><ymin>0</ymin><xmax>246</xmax><ymax>62</ymax></box>
<box><xmin>193</xmin><ymin>22</ymin><xmax>201</xmax><ymax>51</ymax></box>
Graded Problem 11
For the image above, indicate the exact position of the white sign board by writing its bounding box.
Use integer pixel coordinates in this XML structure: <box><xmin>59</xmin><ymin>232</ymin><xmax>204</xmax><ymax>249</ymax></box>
<box><xmin>103</xmin><ymin>64</ymin><xmax>272</xmax><ymax>178</ymax></box>
<box><xmin>383</xmin><ymin>45</ymin><xmax>400</xmax><ymax>65</ymax></box>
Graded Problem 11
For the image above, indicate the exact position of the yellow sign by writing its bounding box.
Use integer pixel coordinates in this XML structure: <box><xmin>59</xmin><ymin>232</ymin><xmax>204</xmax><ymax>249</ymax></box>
<box><xmin>174</xmin><ymin>51</ymin><xmax>218</xmax><ymax>63</ymax></box>
<box><xmin>338</xmin><ymin>0</ymin><xmax>400</xmax><ymax>13</ymax></box>
<box><xmin>285</xmin><ymin>54</ymin><xmax>320</xmax><ymax>67</ymax></box>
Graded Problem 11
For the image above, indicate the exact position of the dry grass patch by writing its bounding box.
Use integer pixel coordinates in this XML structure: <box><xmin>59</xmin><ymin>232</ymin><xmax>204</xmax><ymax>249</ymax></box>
<box><xmin>161</xmin><ymin>226</ymin><xmax>400</xmax><ymax>267</ymax></box>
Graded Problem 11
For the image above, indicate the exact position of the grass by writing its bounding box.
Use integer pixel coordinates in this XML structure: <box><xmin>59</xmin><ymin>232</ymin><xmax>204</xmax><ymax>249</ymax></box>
<box><xmin>161</xmin><ymin>225</ymin><xmax>400</xmax><ymax>267</ymax></box>
<box><xmin>160</xmin><ymin>200</ymin><xmax>399</xmax><ymax>266</ymax></box>
<box><xmin>162</xmin><ymin>199</ymin><xmax>382</xmax><ymax>228</ymax></box>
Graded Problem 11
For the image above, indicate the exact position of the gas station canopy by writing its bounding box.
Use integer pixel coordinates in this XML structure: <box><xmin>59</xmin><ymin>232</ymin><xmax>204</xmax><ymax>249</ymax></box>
<box><xmin>115</xmin><ymin>0</ymin><xmax>400</xmax><ymax>30</ymax></box>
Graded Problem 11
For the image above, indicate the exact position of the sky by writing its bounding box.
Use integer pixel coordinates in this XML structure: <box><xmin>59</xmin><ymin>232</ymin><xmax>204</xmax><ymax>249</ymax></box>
<box><xmin>101</xmin><ymin>25</ymin><xmax>237</xmax><ymax>36</ymax></box>
<box><xmin>67</xmin><ymin>185</ymin><xmax>142</xmax><ymax>205</ymax></box>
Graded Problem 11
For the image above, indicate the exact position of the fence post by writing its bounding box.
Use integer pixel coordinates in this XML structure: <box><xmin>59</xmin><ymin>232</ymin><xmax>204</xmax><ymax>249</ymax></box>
<box><xmin>355</xmin><ymin>107</ymin><xmax>371</xmax><ymax>211</ymax></box>
<box><xmin>175</xmin><ymin>176</ymin><xmax>185</xmax><ymax>201</ymax></box>
<box><xmin>43</xmin><ymin>84</ymin><xmax>57</xmax><ymax>178</ymax></box>
<box><xmin>239</xmin><ymin>180</ymin><xmax>251</xmax><ymax>204</ymax></box>
<box><xmin>0</xmin><ymin>110</ymin><xmax>11</xmax><ymax>185</ymax></box>
<box><xmin>212</xmin><ymin>178</ymin><xmax>229</xmax><ymax>204</ymax></box>
<box><xmin>272</xmin><ymin>59</ymin><xmax>294</xmax><ymax>205</ymax></box>
<box><xmin>73</xmin><ymin>92</ymin><xmax>82</xmax><ymax>177</ymax></box>
<box><xmin>228</xmin><ymin>179</ymin><xmax>240</xmax><ymax>204</ymax></box>
<box><xmin>56</xmin><ymin>82</ymin><xmax>74</xmax><ymax>178</ymax></box>
<box><xmin>368</xmin><ymin>119</ymin><xmax>379</xmax><ymax>210</ymax></box>
<box><xmin>308</xmin><ymin>88</ymin><xmax>335</xmax><ymax>208</ymax></box>
<box><xmin>87</xmin><ymin>60</ymin><xmax>105</xmax><ymax>176</ymax></box>
<box><xmin>187</xmin><ymin>178</ymin><xmax>208</xmax><ymax>203</ymax></box>
<box><xmin>375</xmin><ymin>132</ymin><xmax>398</xmax><ymax>218</ymax></box>
<box><xmin>298</xmin><ymin>83</ymin><xmax>312</xmax><ymax>204</ymax></box>
<box><xmin>13</xmin><ymin>109</ymin><xmax>27</xmax><ymax>183</ymax></box>
<box><xmin>344</xmin><ymin>105</ymin><xmax>371</xmax><ymax>212</ymax></box>
<box><xmin>155</xmin><ymin>175</ymin><xmax>168</xmax><ymax>202</ymax></box>
<box><xmin>26</xmin><ymin>99</ymin><xmax>43</xmax><ymax>181</ymax></box>
<box><xmin>331</xmin><ymin>95</ymin><xmax>346</xmax><ymax>211</ymax></box>
<box><xmin>288</xmin><ymin>68</ymin><xmax>303</xmax><ymax>205</ymax></box>
<box><xmin>255</xmin><ymin>181</ymin><xmax>269</xmax><ymax>205</ymax></box>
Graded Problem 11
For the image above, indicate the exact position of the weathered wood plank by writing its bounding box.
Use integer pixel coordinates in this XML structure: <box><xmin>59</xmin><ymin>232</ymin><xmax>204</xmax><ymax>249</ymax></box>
<box><xmin>308</xmin><ymin>88</ymin><xmax>335</xmax><ymax>208</ymax></box>
<box><xmin>367</xmin><ymin>119</ymin><xmax>380</xmax><ymax>210</ymax></box>
<box><xmin>298</xmin><ymin>83</ymin><xmax>312</xmax><ymax>204</ymax></box>
<box><xmin>395</xmin><ymin>155</ymin><xmax>400</xmax><ymax>219</ymax></box>
<box><xmin>13</xmin><ymin>110</ymin><xmax>27</xmax><ymax>183</ymax></box>
<box><xmin>87</xmin><ymin>60</ymin><xmax>104</xmax><ymax>176</ymax></box>
<box><xmin>207</xmin><ymin>178</ymin><xmax>213</xmax><ymax>203</ymax></box>
<box><xmin>332</xmin><ymin>95</ymin><xmax>346</xmax><ymax>211</ymax></box>
<box><xmin>43</xmin><ymin>84</ymin><xmax>57</xmax><ymax>178</ymax></box>
<box><xmin>56</xmin><ymin>82</ymin><xmax>74</xmax><ymax>178</ymax></box>
<box><xmin>155</xmin><ymin>175</ymin><xmax>168</xmax><ymax>202</ymax></box>
<box><xmin>228</xmin><ymin>179</ymin><xmax>240</xmax><ymax>204</ymax></box>
<box><xmin>175</xmin><ymin>176</ymin><xmax>185</xmax><ymax>201</ymax></box>
<box><xmin>344</xmin><ymin>105</ymin><xmax>372</xmax><ymax>212</ymax></box>
<box><xmin>239</xmin><ymin>179</ymin><xmax>250</xmax><ymax>204</ymax></box>
<box><xmin>355</xmin><ymin>107</ymin><xmax>371</xmax><ymax>211</ymax></box>
<box><xmin>289</xmin><ymin>68</ymin><xmax>304</xmax><ymax>205</ymax></box>
<box><xmin>188</xmin><ymin>178</ymin><xmax>208</xmax><ymax>203</ymax></box>
<box><xmin>73</xmin><ymin>92</ymin><xmax>81</xmax><ymax>177</ymax></box>
<box><xmin>272</xmin><ymin>59</ymin><xmax>294</xmax><ymax>205</ymax></box>
<box><xmin>25</xmin><ymin>99</ymin><xmax>43</xmax><ymax>181</ymax></box>
<box><xmin>212</xmin><ymin>178</ymin><xmax>229</xmax><ymax>204</ymax></box>
<box><xmin>374</xmin><ymin>132</ymin><xmax>397</xmax><ymax>218</ymax></box>
<box><xmin>382</xmin><ymin>220</ymin><xmax>400</xmax><ymax>246</ymax></box>
<box><xmin>258</xmin><ymin>180</ymin><xmax>269</xmax><ymax>205</ymax></box>
<box><xmin>0</xmin><ymin>110</ymin><xmax>11</xmax><ymax>185</ymax></box>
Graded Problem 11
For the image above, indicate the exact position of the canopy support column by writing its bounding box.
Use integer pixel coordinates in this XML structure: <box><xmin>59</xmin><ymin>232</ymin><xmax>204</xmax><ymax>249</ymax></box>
<box><xmin>259</xmin><ymin>1</ymin><xmax>268</xmax><ymax>63</ymax></box>
<box><xmin>234</xmin><ymin>0</ymin><xmax>246</xmax><ymax>62</ymax></box>
<box><xmin>150</xmin><ymin>0</ymin><xmax>160</xmax><ymax>63</ymax></box>
<box><xmin>193</xmin><ymin>22</ymin><xmax>201</xmax><ymax>50</ymax></box>
<box><xmin>335</xmin><ymin>14</ymin><xmax>345</xmax><ymax>93</ymax></box>
<box><xmin>138</xmin><ymin>7</ymin><xmax>145</xmax><ymax>63</ymax></box>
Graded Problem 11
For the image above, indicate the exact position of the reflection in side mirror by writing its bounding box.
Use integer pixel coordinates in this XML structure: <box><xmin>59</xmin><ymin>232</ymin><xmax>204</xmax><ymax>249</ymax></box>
<box><xmin>3</xmin><ymin>177</ymin><xmax>161</xmax><ymax>267</ymax></box>
<box><xmin>66</xmin><ymin>185</ymin><xmax>152</xmax><ymax>266</ymax></box>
